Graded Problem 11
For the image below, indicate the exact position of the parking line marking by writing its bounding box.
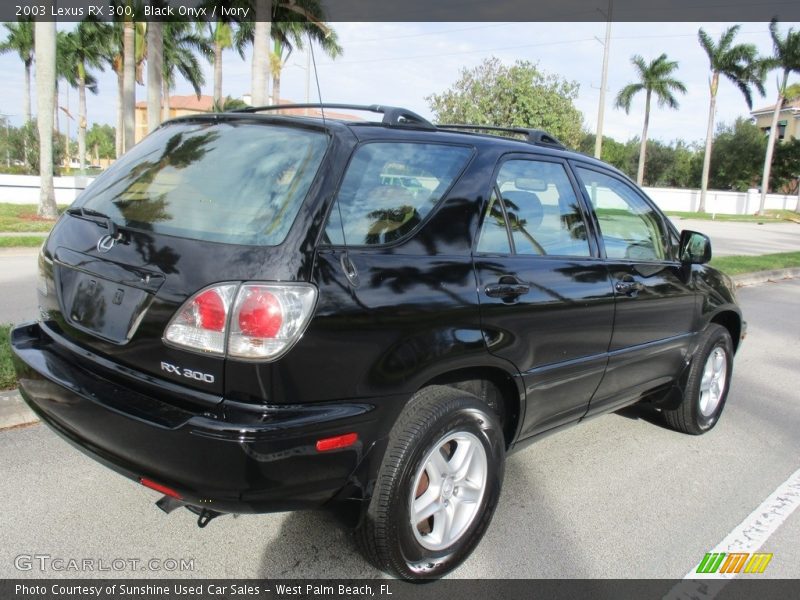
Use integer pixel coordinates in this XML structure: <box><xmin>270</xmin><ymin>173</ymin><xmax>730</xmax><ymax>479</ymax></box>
<box><xmin>665</xmin><ymin>466</ymin><xmax>800</xmax><ymax>599</ymax></box>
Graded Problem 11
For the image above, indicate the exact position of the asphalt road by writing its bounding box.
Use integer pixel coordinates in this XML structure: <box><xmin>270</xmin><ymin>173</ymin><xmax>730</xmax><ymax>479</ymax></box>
<box><xmin>669</xmin><ymin>218</ymin><xmax>800</xmax><ymax>257</ymax></box>
<box><xmin>0</xmin><ymin>278</ymin><xmax>798</xmax><ymax>580</ymax></box>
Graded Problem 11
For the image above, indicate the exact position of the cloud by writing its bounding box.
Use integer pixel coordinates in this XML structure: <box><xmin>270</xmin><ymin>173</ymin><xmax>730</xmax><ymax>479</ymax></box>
<box><xmin>1</xmin><ymin>20</ymin><xmax>795</xmax><ymax>147</ymax></box>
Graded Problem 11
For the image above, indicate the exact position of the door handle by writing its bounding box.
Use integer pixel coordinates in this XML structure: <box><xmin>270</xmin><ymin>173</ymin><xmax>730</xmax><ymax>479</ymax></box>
<box><xmin>615</xmin><ymin>279</ymin><xmax>644</xmax><ymax>296</ymax></box>
<box><xmin>485</xmin><ymin>282</ymin><xmax>530</xmax><ymax>298</ymax></box>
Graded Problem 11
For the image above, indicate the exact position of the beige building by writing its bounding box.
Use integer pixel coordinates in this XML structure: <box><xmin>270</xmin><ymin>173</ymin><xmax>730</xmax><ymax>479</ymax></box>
<box><xmin>751</xmin><ymin>97</ymin><xmax>800</xmax><ymax>142</ymax></box>
<box><xmin>135</xmin><ymin>96</ymin><xmax>362</xmax><ymax>143</ymax></box>
<box><xmin>135</xmin><ymin>94</ymin><xmax>215</xmax><ymax>143</ymax></box>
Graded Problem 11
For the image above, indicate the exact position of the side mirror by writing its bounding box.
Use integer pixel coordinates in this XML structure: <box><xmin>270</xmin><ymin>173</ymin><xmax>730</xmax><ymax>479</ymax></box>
<box><xmin>679</xmin><ymin>230</ymin><xmax>712</xmax><ymax>265</ymax></box>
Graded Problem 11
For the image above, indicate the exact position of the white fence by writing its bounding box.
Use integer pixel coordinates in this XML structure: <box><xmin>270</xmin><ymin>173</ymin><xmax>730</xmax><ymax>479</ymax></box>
<box><xmin>642</xmin><ymin>186</ymin><xmax>799</xmax><ymax>215</ymax></box>
<box><xmin>0</xmin><ymin>174</ymin><xmax>96</xmax><ymax>205</ymax></box>
<box><xmin>0</xmin><ymin>174</ymin><xmax>797</xmax><ymax>215</ymax></box>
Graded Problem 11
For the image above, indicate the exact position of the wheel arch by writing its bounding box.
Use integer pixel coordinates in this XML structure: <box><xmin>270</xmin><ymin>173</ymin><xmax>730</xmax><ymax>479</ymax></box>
<box><xmin>421</xmin><ymin>366</ymin><xmax>523</xmax><ymax>450</ymax></box>
<box><xmin>709</xmin><ymin>309</ymin><xmax>742</xmax><ymax>353</ymax></box>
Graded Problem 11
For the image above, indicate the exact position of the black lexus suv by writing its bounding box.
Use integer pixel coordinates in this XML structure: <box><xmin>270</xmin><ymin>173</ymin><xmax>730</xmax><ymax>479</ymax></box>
<box><xmin>11</xmin><ymin>104</ymin><xmax>744</xmax><ymax>579</ymax></box>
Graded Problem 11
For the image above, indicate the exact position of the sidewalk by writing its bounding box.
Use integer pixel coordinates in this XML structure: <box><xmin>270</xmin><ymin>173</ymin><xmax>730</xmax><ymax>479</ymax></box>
<box><xmin>0</xmin><ymin>390</ymin><xmax>36</xmax><ymax>429</ymax></box>
<box><xmin>0</xmin><ymin>232</ymin><xmax>48</xmax><ymax>237</ymax></box>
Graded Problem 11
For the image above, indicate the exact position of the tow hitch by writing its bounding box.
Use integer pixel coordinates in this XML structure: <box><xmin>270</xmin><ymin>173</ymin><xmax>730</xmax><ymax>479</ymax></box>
<box><xmin>156</xmin><ymin>495</ymin><xmax>223</xmax><ymax>528</ymax></box>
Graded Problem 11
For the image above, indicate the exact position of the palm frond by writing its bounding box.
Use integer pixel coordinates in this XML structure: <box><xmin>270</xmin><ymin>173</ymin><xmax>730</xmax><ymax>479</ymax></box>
<box><xmin>614</xmin><ymin>83</ymin><xmax>644</xmax><ymax>113</ymax></box>
<box><xmin>698</xmin><ymin>28</ymin><xmax>716</xmax><ymax>64</ymax></box>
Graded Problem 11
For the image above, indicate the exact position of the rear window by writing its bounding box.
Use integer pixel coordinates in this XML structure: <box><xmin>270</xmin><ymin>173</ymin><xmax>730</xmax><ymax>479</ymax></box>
<box><xmin>77</xmin><ymin>121</ymin><xmax>328</xmax><ymax>245</ymax></box>
<box><xmin>324</xmin><ymin>142</ymin><xmax>472</xmax><ymax>246</ymax></box>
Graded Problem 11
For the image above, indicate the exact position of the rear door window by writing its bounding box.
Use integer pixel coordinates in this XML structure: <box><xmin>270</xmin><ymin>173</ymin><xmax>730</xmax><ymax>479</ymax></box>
<box><xmin>324</xmin><ymin>142</ymin><xmax>472</xmax><ymax>246</ymax></box>
<box><xmin>476</xmin><ymin>158</ymin><xmax>592</xmax><ymax>257</ymax></box>
<box><xmin>77</xmin><ymin>121</ymin><xmax>329</xmax><ymax>246</ymax></box>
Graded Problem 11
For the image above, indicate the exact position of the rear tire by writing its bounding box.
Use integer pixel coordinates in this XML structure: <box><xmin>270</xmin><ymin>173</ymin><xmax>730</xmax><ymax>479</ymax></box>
<box><xmin>355</xmin><ymin>385</ymin><xmax>505</xmax><ymax>580</ymax></box>
<box><xmin>664</xmin><ymin>324</ymin><xmax>733</xmax><ymax>435</ymax></box>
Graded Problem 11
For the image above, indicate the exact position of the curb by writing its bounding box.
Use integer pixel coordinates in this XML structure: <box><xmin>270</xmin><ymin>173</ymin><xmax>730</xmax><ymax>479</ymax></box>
<box><xmin>0</xmin><ymin>268</ymin><xmax>797</xmax><ymax>431</ymax></box>
<box><xmin>732</xmin><ymin>267</ymin><xmax>800</xmax><ymax>288</ymax></box>
<box><xmin>0</xmin><ymin>247</ymin><xmax>40</xmax><ymax>256</ymax></box>
<box><xmin>0</xmin><ymin>389</ymin><xmax>38</xmax><ymax>430</ymax></box>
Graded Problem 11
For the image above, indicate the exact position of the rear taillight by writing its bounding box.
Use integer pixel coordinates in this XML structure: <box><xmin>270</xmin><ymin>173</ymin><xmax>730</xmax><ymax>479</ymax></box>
<box><xmin>164</xmin><ymin>283</ymin><xmax>317</xmax><ymax>360</ymax></box>
<box><xmin>164</xmin><ymin>284</ymin><xmax>237</xmax><ymax>355</ymax></box>
<box><xmin>229</xmin><ymin>284</ymin><xmax>317</xmax><ymax>359</ymax></box>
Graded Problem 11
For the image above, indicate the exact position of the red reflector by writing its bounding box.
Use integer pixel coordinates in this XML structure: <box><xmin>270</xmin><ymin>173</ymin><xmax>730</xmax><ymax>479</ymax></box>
<box><xmin>315</xmin><ymin>432</ymin><xmax>358</xmax><ymax>452</ymax></box>
<box><xmin>140</xmin><ymin>477</ymin><xmax>182</xmax><ymax>499</ymax></box>
<box><xmin>238</xmin><ymin>289</ymin><xmax>283</xmax><ymax>338</ymax></box>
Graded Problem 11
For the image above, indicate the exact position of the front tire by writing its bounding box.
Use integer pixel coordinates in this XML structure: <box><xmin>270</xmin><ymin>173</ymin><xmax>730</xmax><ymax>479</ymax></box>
<box><xmin>356</xmin><ymin>385</ymin><xmax>505</xmax><ymax>579</ymax></box>
<box><xmin>664</xmin><ymin>324</ymin><xmax>734</xmax><ymax>435</ymax></box>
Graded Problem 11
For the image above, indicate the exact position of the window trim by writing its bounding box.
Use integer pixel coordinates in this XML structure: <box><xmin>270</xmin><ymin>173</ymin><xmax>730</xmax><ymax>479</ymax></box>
<box><xmin>473</xmin><ymin>152</ymin><xmax>601</xmax><ymax>259</ymax></box>
<box><xmin>571</xmin><ymin>161</ymin><xmax>680</xmax><ymax>264</ymax></box>
<box><xmin>475</xmin><ymin>185</ymin><xmax>515</xmax><ymax>255</ymax></box>
<box><xmin>318</xmin><ymin>139</ymin><xmax>476</xmax><ymax>250</ymax></box>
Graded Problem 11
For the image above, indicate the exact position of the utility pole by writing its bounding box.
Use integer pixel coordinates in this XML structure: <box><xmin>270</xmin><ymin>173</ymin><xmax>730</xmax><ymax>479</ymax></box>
<box><xmin>594</xmin><ymin>0</ymin><xmax>613</xmax><ymax>159</ymax></box>
<box><xmin>305</xmin><ymin>43</ymin><xmax>311</xmax><ymax>116</ymax></box>
<box><xmin>65</xmin><ymin>85</ymin><xmax>71</xmax><ymax>169</ymax></box>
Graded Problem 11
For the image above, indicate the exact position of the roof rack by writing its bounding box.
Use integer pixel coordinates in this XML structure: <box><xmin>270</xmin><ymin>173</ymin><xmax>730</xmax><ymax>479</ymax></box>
<box><xmin>435</xmin><ymin>124</ymin><xmax>566</xmax><ymax>150</ymax></box>
<box><xmin>228</xmin><ymin>103</ymin><xmax>436</xmax><ymax>130</ymax></box>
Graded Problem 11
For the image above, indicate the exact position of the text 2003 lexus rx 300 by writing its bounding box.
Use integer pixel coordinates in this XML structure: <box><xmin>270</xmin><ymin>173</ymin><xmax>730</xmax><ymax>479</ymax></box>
<box><xmin>11</xmin><ymin>104</ymin><xmax>744</xmax><ymax>579</ymax></box>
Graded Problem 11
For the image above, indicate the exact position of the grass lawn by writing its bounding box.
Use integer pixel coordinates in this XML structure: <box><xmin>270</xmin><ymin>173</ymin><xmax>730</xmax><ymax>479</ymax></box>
<box><xmin>0</xmin><ymin>203</ymin><xmax>67</xmax><ymax>233</ymax></box>
<box><xmin>666</xmin><ymin>209</ymin><xmax>799</xmax><ymax>223</ymax></box>
<box><xmin>0</xmin><ymin>325</ymin><xmax>16</xmax><ymax>390</ymax></box>
<box><xmin>0</xmin><ymin>236</ymin><xmax>46</xmax><ymax>248</ymax></box>
<box><xmin>710</xmin><ymin>251</ymin><xmax>800</xmax><ymax>276</ymax></box>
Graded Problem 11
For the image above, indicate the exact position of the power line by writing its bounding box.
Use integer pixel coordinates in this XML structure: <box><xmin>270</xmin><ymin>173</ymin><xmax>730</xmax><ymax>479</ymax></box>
<box><xmin>315</xmin><ymin>28</ymin><xmax>770</xmax><ymax>68</ymax></box>
<box><xmin>341</xmin><ymin>22</ymin><xmax>517</xmax><ymax>44</ymax></box>
<box><xmin>317</xmin><ymin>37</ymin><xmax>599</xmax><ymax>66</ymax></box>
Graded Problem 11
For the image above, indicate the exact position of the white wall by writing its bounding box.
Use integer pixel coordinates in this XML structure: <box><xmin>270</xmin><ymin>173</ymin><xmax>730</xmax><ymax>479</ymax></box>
<box><xmin>0</xmin><ymin>174</ymin><xmax>96</xmax><ymax>205</ymax></box>
<box><xmin>0</xmin><ymin>173</ymin><xmax>797</xmax><ymax>215</ymax></box>
<box><xmin>642</xmin><ymin>186</ymin><xmax>799</xmax><ymax>215</ymax></box>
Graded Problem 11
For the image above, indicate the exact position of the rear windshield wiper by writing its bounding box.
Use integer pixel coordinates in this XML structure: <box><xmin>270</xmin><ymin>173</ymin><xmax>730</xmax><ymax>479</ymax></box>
<box><xmin>67</xmin><ymin>206</ymin><xmax>121</xmax><ymax>238</ymax></box>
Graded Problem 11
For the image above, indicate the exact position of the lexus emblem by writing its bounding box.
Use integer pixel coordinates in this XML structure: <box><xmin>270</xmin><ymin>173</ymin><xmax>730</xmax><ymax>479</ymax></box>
<box><xmin>97</xmin><ymin>235</ymin><xmax>116</xmax><ymax>253</ymax></box>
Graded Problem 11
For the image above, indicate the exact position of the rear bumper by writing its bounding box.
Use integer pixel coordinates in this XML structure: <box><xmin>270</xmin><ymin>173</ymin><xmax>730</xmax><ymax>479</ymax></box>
<box><xmin>10</xmin><ymin>322</ymin><xmax>393</xmax><ymax>514</ymax></box>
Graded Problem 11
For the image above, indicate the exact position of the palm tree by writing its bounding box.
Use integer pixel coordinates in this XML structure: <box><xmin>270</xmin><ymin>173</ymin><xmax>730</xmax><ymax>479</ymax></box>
<box><xmin>238</xmin><ymin>2</ymin><xmax>341</xmax><ymax>107</ymax></box>
<box><xmin>161</xmin><ymin>22</ymin><xmax>212</xmax><ymax>118</ymax></box>
<box><xmin>697</xmin><ymin>26</ymin><xmax>765</xmax><ymax>213</ymax></box>
<box><xmin>615</xmin><ymin>54</ymin><xmax>687</xmax><ymax>185</ymax></box>
<box><xmin>0</xmin><ymin>19</ymin><xmax>34</xmax><ymax>123</ymax></box>
<box><xmin>59</xmin><ymin>20</ymin><xmax>112</xmax><ymax>171</ymax></box>
<box><xmin>35</xmin><ymin>20</ymin><xmax>57</xmax><ymax>218</ymax></box>
<box><xmin>268</xmin><ymin>20</ymin><xmax>342</xmax><ymax>106</ymax></box>
<box><xmin>758</xmin><ymin>19</ymin><xmax>800</xmax><ymax>215</ymax></box>
<box><xmin>146</xmin><ymin>20</ymin><xmax>163</xmax><ymax>135</ymax></box>
<box><xmin>107</xmin><ymin>3</ymin><xmax>146</xmax><ymax>156</ymax></box>
<box><xmin>122</xmin><ymin>18</ymin><xmax>135</xmax><ymax>152</ymax></box>
<box><xmin>205</xmin><ymin>21</ymin><xmax>234</xmax><ymax>107</ymax></box>
<box><xmin>251</xmin><ymin>0</ymin><xmax>272</xmax><ymax>106</ymax></box>
<box><xmin>196</xmin><ymin>0</ymin><xmax>250</xmax><ymax>107</ymax></box>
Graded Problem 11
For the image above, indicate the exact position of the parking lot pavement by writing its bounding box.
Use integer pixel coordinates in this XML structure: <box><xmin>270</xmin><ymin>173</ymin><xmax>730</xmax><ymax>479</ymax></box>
<box><xmin>0</xmin><ymin>279</ymin><xmax>798</xmax><ymax>580</ymax></box>
<box><xmin>0</xmin><ymin>249</ymin><xmax>39</xmax><ymax>326</ymax></box>
<box><xmin>669</xmin><ymin>218</ymin><xmax>800</xmax><ymax>256</ymax></box>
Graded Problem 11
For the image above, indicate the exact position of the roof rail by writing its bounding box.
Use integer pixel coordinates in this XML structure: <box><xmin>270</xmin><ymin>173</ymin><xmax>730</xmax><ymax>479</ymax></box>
<box><xmin>228</xmin><ymin>103</ymin><xmax>436</xmax><ymax>130</ymax></box>
<box><xmin>436</xmin><ymin>124</ymin><xmax>566</xmax><ymax>150</ymax></box>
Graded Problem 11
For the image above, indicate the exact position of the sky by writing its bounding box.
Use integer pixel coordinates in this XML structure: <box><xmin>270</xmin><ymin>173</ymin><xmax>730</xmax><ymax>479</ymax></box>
<box><xmin>0</xmin><ymin>20</ymin><xmax>798</xmax><ymax>146</ymax></box>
